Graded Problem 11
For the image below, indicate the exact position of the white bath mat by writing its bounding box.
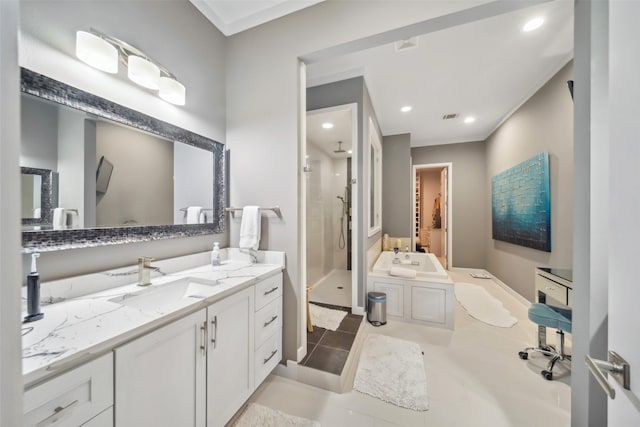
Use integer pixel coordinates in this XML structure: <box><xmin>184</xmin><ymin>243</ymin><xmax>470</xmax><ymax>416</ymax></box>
<box><xmin>454</xmin><ymin>282</ymin><xmax>518</xmax><ymax>328</ymax></box>
<box><xmin>309</xmin><ymin>303</ymin><xmax>347</xmax><ymax>331</ymax></box>
<box><xmin>233</xmin><ymin>403</ymin><xmax>320</xmax><ymax>427</ymax></box>
<box><xmin>353</xmin><ymin>334</ymin><xmax>429</xmax><ymax>411</ymax></box>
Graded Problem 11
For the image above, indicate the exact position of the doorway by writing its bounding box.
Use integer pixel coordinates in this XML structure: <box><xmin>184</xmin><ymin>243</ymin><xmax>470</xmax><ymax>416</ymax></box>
<box><xmin>305</xmin><ymin>104</ymin><xmax>358</xmax><ymax>308</ymax></box>
<box><xmin>413</xmin><ymin>163</ymin><xmax>452</xmax><ymax>269</ymax></box>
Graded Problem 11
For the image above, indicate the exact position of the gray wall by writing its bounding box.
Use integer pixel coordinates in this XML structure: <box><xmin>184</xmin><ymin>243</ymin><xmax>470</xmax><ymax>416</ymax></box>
<box><xmin>96</xmin><ymin>121</ymin><xmax>173</xmax><ymax>227</ymax></box>
<box><xmin>411</xmin><ymin>141</ymin><xmax>487</xmax><ymax>268</ymax></box>
<box><xmin>484</xmin><ymin>61</ymin><xmax>574</xmax><ymax>301</ymax></box>
<box><xmin>19</xmin><ymin>0</ymin><xmax>228</xmax><ymax>281</ymax></box>
<box><xmin>382</xmin><ymin>133</ymin><xmax>411</xmax><ymax>238</ymax></box>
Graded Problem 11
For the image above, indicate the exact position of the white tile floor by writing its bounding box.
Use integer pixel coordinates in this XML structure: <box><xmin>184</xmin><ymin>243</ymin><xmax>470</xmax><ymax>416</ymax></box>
<box><xmin>309</xmin><ymin>269</ymin><xmax>353</xmax><ymax>308</ymax></box>
<box><xmin>247</xmin><ymin>270</ymin><xmax>571</xmax><ymax>427</ymax></box>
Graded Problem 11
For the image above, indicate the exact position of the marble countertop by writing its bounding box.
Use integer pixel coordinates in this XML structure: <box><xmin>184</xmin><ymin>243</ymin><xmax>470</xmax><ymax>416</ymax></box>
<box><xmin>22</xmin><ymin>253</ymin><xmax>284</xmax><ymax>388</ymax></box>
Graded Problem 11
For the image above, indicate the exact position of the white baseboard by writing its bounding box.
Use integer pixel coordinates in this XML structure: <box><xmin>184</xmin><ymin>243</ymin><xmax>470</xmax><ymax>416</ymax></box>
<box><xmin>351</xmin><ymin>306</ymin><xmax>365</xmax><ymax>316</ymax></box>
<box><xmin>451</xmin><ymin>267</ymin><xmax>531</xmax><ymax>308</ymax></box>
<box><xmin>296</xmin><ymin>345</ymin><xmax>306</xmax><ymax>363</ymax></box>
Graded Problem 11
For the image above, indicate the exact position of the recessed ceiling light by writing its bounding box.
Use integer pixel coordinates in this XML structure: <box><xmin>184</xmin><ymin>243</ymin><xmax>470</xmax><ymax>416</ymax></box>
<box><xmin>464</xmin><ymin>117</ymin><xmax>476</xmax><ymax>124</ymax></box>
<box><xmin>322</xmin><ymin>122</ymin><xmax>334</xmax><ymax>129</ymax></box>
<box><xmin>347</xmin><ymin>150</ymin><xmax>353</xmax><ymax>154</ymax></box>
<box><xmin>523</xmin><ymin>17</ymin><xmax>544</xmax><ymax>32</ymax></box>
<box><xmin>401</xmin><ymin>106</ymin><xmax>412</xmax><ymax>113</ymax></box>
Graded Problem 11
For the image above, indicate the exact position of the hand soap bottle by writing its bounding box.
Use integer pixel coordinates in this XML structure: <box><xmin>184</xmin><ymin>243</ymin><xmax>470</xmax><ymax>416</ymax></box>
<box><xmin>211</xmin><ymin>242</ymin><xmax>221</xmax><ymax>266</ymax></box>
<box><xmin>24</xmin><ymin>253</ymin><xmax>44</xmax><ymax>322</ymax></box>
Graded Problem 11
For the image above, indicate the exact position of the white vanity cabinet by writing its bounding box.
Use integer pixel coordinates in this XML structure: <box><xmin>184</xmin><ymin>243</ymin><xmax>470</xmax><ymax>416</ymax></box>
<box><xmin>114</xmin><ymin>309</ymin><xmax>207</xmax><ymax>427</ymax></box>
<box><xmin>206</xmin><ymin>286</ymin><xmax>255</xmax><ymax>427</ymax></box>
<box><xmin>23</xmin><ymin>353</ymin><xmax>113</xmax><ymax>427</ymax></box>
<box><xmin>112</xmin><ymin>272</ymin><xmax>283</xmax><ymax>427</ymax></box>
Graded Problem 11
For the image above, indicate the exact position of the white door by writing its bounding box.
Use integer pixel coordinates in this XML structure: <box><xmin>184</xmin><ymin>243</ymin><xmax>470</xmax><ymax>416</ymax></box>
<box><xmin>601</xmin><ymin>2</ymin><xmax>640</xmax><ymax>423</ymax></box>
<box><xmin>207</xmin><ymin>286</ymin><xmax>255</xmax><ymax>427</ymax></box>
<box><xmin>585</xmin><ymin>2</ymin><xmax>640</xmax><ymax>424</ymax></box>
<box><xmin>114</xmin><ymin>309</ymin><xmax>207</xmax><ymax>427</ymax></box>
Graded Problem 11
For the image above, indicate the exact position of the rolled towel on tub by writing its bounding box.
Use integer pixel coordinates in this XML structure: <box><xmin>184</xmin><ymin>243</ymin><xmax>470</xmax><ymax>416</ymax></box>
<box><xmin>389</xmin><ymin>266</ymin><xmax>417</xmax><ymax>279</ymax></box>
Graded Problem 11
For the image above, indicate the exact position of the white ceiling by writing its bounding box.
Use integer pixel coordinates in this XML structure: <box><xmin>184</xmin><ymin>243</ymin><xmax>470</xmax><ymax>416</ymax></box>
<box><xmin>190</xmin><ymin>0</ymin><xmax>325</xmax><ymax>36</ymax></box>
<box><xmin>191</xmin><ymin>1</ymin><xmax>574</xmax><ymax>148</ymax></box>
<box><xmin>306</xmin><ymin>1</ymin><xmax>574</xmax><ymax>147</ymax></box>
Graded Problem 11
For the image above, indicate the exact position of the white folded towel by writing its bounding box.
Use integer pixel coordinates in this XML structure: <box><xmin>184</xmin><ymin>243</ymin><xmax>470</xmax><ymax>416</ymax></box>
<box><xmin>389</xmin><ymin>266</ymin><xmax>417</xmax><ymax>279</ymax></box>
<box><xmin>186</xmin><ymin>206</ymin><xmax>203</xmax><ymax>224</ymax></box>
<box><xmin>53</xmin><ymin>208</ymin><xmax>67</xmax><ymax>230</ymax></box>
<box><xmin>239</xmin><ymin>206</ymin><xmax>261</xmax><ymax>251</ymax></box>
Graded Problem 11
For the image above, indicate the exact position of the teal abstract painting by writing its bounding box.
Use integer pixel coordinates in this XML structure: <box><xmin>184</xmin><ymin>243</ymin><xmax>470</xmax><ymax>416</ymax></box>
<box><xmin>492</xmin><ymin>152</ymin><xmax>551</xmax><ymax>252</ymax></box>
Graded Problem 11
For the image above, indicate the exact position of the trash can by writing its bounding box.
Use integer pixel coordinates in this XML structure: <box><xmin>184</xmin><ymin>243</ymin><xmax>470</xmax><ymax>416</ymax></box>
<box><xmin>367</xmin><ymin>292</ymin><xmax>387</xmax><ymax>326</ymax></box>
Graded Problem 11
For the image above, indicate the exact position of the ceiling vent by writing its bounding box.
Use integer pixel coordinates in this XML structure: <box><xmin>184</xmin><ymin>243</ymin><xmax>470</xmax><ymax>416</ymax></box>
<box><xmin>395</xmin><ymin>37</ymin><xmax>419</xmax><ymax>52</ymax></box>
<box><xmin>442</xmin><ymin>113</ymin><xmax>459</xmax><ymax>120</ymax></box>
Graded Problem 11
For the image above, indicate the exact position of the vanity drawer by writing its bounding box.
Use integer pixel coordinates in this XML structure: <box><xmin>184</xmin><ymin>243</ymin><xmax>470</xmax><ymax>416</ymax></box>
<box><xmin>24</xmin><ymin>353</ymin><xmax>113</xmax><ymax>427</ymax></box>
<box><xmin>255</xmin><ymin>298</ymin><xmax>282</xmax><ymax>349</ymax></box>
<box><xmin>255</xmin><ymin>273</ymin><xmax>282</xmax><ymax>310</ymax></box>
<box><xmin>535</xmin><ymin>274</ymin><xmax>568</xmax><ymax>305</ymax></box>
<box><xmin>255</xmin><ymin>331</ymin><xmax>282</xmax><ymax>386</ymax></box>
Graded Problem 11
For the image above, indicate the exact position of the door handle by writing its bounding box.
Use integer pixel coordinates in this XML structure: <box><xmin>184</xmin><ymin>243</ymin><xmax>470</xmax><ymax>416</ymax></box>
<box><xmin>585</xmin><ymin>351</ymin><xmax>631</xmax><ymax>399</ymax></box>
<box><xmin>211</xmin><ymin>316</ymin><xmax>217</xmax><ymax>349</ymax></box>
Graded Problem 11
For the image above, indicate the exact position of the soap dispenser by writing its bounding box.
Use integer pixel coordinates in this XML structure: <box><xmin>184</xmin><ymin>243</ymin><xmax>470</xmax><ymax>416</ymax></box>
<box><xmin>211</xmin><ymin>242</ymin><xmax>221</xmax><ymax>266</ymax></box>
<box><xmin>24</xmin><ymin>253</ymin><xmax>44</xmax><ymax>323</ymax></box>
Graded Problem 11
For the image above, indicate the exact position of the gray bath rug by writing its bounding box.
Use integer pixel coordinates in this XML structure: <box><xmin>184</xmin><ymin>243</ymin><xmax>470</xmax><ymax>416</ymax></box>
<box><xmin>233</xmin><ymin>403</ymin><xmax>320</xmax><ymax>427</ymax></box>
<box><xmin>309</xmin><ymin>303</ymin><xmax>347</xmax><ymax>331</ymax></box>
<box><xmin>455</xmin><ymin>282</ymin><xmax>518</xmax><ymax>327</ymax></box>
<box><xmin>353</xmin><ymin>334</ymin><xmax>429</xmax><ymax>411</ymax></box>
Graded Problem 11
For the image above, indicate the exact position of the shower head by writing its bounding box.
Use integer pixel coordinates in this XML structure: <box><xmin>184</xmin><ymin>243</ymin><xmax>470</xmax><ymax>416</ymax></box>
<box><xmin>333</xmin><ymin>141</ymin><xmax>346</xmax><ymax>153</ymax></box>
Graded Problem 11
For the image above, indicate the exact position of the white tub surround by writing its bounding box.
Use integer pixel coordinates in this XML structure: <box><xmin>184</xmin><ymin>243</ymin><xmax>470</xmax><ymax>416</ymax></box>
<box><xmin>372</xmin><ymin>251</ymin><xmax>448</xmax><ymax>280</ymax></box>
<box><xmin>368</xmin><ymin>251</ymin><xmax>454</xmax><ymax>329</ymax></box>
<box><xmin>21</xmin><ymin>250</ymin><xmax>285</xmax><ymax>388</ymax></box>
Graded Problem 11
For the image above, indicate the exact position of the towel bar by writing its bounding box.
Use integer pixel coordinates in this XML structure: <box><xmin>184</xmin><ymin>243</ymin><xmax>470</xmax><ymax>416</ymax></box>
<box><xmin>225</xmin><ymin>206</ymin><xmax>282</xmax><ymax>219</ymax></box>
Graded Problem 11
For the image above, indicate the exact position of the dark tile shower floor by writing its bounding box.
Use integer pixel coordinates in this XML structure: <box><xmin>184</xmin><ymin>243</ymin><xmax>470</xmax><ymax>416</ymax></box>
<box><xmin>300</xmin><ymin>303</ymin><xmax>363</xmax><ymax>375</ymax></box>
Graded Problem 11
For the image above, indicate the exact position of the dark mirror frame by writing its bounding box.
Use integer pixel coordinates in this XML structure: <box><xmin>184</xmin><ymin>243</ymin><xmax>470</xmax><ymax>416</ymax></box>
<box><xmin>21</xmin><ymin>166</ymin><xmax>55</xmax><ymax>226</ymax></box>
<box><xmin>21</xmin><ymin>68</ymin><xmax>225</xmax><ymax>253</ymax></box>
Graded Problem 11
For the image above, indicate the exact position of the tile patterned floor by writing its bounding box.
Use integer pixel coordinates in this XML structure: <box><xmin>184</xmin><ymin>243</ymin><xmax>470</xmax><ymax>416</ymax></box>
<box><xmin>247</xmin><ymin>270</ymin><xmax>572</xmax><ymax>427</ymax></box>
<box><xmin>301</xmin><ymin>303</ymin><xmax>363</xmax><ymax>375</ymax></box>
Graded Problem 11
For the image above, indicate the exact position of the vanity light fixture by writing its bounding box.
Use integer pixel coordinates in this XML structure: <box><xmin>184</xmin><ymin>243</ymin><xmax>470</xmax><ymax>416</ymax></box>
<box><xmin>464</xmin><ymin>116</ymin><xmax>476</xmax><ymax>124</ymax></box>
<box><xmin>523</xmin><ymin>17</ymin><xmax>544</xmax><ymax>32</ymax></box>
<box><xmin>75</xmin><ymin>31</ymin><xmax>119</xmax><ymax>73</ymax></box>
<box><xmin>322</xmin><ymin>122</ymin><xmax>334</xmax><ymax>129</ymax></box>
<box><xmin>401</xmin><ymin>105</ymin><xmax>412</xmax><ymax>113</ymax></box>
<box><xmin>75</xmin><ymin>29</ymin><xmax>186</xmax><ymax>106</ymax></box>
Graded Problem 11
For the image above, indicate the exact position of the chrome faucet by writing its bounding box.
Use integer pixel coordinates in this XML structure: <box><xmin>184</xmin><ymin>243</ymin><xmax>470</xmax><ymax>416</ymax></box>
<box><xmin>137</xmin><ymin>257</ymin><xmax>157</xmax><ymax>286</ymax></box>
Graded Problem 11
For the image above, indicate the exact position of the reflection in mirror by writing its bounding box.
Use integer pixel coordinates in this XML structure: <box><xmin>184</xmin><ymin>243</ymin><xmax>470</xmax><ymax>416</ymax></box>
<box><xmin>20</xmin><ymin>68</ymin><xmax>224</xmax><ymax>252</ymax></box>
<box><xmin>20</xmin><ymin>166</ymin><xmax>57</xmax><ymax>227</ymax></box>
<box><xmin>368</xmin><ymin>117</ymin><xmax>381</xmax><ymax>236</ymax></box>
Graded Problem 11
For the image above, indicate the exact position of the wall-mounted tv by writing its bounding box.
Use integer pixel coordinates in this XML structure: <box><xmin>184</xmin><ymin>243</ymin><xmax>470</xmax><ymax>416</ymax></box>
<box><xmin>96</xmin><ymin>156</ymin><xmax>114</xmax><ymax>194</ymax></box>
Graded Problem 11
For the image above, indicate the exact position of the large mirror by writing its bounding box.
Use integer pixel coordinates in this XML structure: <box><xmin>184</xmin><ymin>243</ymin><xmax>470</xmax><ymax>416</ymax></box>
<box><xmin>20</xmin><ymin>68</ymin><xmax>225</xmax><ymax>252</ymax></box>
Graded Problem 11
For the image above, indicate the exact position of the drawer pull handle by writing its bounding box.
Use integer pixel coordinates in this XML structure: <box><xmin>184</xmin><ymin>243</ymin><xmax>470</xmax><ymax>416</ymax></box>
<box><xmin>264</xmin><ymin>286</ymin><xmax>279</xmax><ymax>296</ymax></box>
<box><xmin>264</xmin><ymin>314</ymin><xmax>278</xmax><ymax>327</ymax></box>
<box><xmin>211</xmin><ymin>316</ymin><xmax>217</xmax><ymax>348</ymax></box>
<box><xmin>36</xmin><ymin>399</ymin><xmax>79</xmax><ymax>427</ymax></box>
<box><xmin>544</xmin><ymin>286</ymin><xmax>556</xmax><ymax>291</ymax></box>
<box><xmin>263</xmin><ymin>349</ymin><xmax>278</xmax><ymax>365</ymax></box>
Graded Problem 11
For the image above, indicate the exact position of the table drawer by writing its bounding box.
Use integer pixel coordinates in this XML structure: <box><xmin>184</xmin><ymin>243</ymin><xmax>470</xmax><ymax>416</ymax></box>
<box><xmin>535</xmin><ymin>274</ymin><xmax>568</xmax><ymax>304</ymax></box>
<box><xmin>255</xmin><ymin>298</ymin><xmax>282</xmax><ymax>349</ymax></box>
<box><xmin>255</xmin><ymin>273</ymin><xmax>282</xmax><ymax>310</ymax></box>
<box><xmin>255</xmin><ymin>331</ymin><xmax>281</xmax><ymax>386</ymax></box>
<box><xmin>24</xmin><ymin>353</ymin><xmax>113</xmax><ymax>427</ymax></box>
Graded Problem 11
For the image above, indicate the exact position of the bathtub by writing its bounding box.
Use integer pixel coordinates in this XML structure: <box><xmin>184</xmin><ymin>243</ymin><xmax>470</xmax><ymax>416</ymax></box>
<box><xmin>368</xmin><ymin>251</ymin><xmax>454</xmax><ymax>329</ymax></box>
<box><xmin>372</xmin><ymin>251</ymin><xmax>449</xmax><ymax>280</ymax></box>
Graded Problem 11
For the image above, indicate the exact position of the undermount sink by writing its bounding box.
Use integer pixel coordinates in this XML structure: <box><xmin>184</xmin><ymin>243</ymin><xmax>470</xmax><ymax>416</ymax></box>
<box><xmin>108</xmin><ymin>276</ymin><xmax>219</xmax><ymax>311</ymax></box>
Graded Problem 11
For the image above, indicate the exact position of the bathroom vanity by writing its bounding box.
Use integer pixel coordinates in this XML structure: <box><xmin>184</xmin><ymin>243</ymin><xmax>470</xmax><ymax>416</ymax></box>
<box><xmin>22</xmin><ymin>250</ymin><xmax>284</xmax><ymax>427</ymax></box>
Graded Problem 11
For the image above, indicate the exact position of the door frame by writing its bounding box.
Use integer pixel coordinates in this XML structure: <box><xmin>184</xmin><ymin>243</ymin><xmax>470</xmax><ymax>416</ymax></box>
<box><xmin>303</xmin><ymin>102</ymin><xmax>360</xmax><ymax>317</ymax></box>
<box><xmin>412</xmin><ymin>162</ymin><xmax>452</xmax><ymax>269</ymax></box>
